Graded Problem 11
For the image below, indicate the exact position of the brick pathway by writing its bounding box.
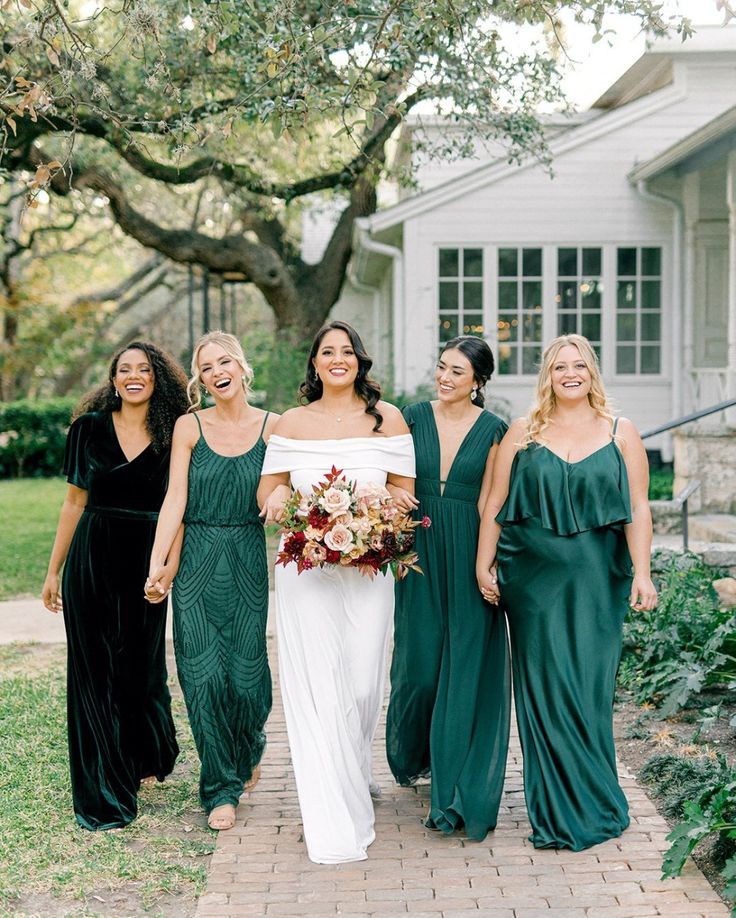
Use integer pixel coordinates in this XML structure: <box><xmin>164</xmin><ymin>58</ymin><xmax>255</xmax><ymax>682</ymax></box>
<box><xmin>195</xmin><ymin>638</ymin><xmax>728</xmax><ymax>918</ymax></box>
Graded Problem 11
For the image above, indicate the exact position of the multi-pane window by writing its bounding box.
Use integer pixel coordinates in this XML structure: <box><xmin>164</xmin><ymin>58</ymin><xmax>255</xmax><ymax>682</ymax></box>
<box><xmin>556</xmin><ymin>247</ymin><xmax>603</xmax><ymax>362</ymax></box>
<box><xmin>616</xmin><ymin>247</ymin><xmax>662</xmax><ymax>374</ymax></box>
<box><xmin>497</xmin><ymin>247</ymin><xmax>543</xmax><ymax>375</ymax></box>
<box><xmin>438</xmin><ymin>248</ymin><xmax>484</xmax><ymax>348</ymax></box>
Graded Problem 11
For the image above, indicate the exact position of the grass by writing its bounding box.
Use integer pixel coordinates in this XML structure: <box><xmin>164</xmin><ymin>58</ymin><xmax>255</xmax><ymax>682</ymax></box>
<box><xmin>0</xmin><ymin>477</ymin><xmax>67</xmax><ymax>600</ymax></box>
<box><xmin>0</xmin><ymin>643</ymin><xmax>214</xmax><ymax>915</ymax></box>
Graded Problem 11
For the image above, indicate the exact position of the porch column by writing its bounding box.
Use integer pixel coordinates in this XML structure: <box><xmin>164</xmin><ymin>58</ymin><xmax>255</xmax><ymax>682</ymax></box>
<box><xmin>728</xmin><ymin>151</ymin><xmax>736</xmax><ymax>422</ymax></box>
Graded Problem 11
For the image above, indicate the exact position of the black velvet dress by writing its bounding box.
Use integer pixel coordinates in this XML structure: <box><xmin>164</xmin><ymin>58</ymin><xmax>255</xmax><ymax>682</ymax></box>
<box><xmin>61</xmin><ymin>411</ymin><xmax>178</xmax><ymax>830</ymax></box>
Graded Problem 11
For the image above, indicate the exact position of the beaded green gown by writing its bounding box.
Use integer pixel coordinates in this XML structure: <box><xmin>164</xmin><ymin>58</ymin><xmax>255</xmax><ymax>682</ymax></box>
<box><xmin>172</xmin><ymin>413</ymin><xmax>272</xmax><ymax>814</ymax></box>
<box><xmin>496</xmin><ymin>425</ymin><xmax>632</xmax><ymax>850</ymax></box>
<box><xmin>387</xmin><ymin>401</ymin><xmax>511</xmax><ymax>840</ymax></box>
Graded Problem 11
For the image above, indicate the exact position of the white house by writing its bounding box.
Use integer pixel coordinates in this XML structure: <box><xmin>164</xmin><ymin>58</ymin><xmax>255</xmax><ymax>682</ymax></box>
<box><xmin>335</xmin><ymin>26</ymin><xmax>736</xmax><ymax>455</ymax></box>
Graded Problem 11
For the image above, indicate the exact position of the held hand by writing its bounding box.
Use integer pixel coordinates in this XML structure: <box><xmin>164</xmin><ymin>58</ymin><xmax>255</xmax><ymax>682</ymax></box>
<box><xmin>390</xmin><ymin>487</ymin><xmax>419</xmax><ymax>513</ymax></box>
<box><xmin>260</xmin><ymin>484</ymin><xmax>290</xmax><ymax>525</ymax></box>
<box><xmin>477</xmin><ymin>563</ymin><xmax>500</xmax><ymax>605</ymax></box>
<box><xmin>42</xmin><ymin>573</ymin><xmax>63</xmax><ymax>614</ymax></box>
<box><xmin>145</xmin><ymin>563</ymin><xmax>172</xmax><ymax>604</ymax></box>
<box><xmin>629</xmin><ymin>573</ymin><xmax>657</xmax><ymax>612</ymax></box>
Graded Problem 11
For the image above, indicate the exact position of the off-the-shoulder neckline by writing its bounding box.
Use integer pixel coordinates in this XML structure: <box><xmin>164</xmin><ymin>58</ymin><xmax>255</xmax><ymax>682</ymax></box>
<box><xmin>268</xmin><ymin>433</ymin><xmax>412</xmax><ymax>444</ymax></box>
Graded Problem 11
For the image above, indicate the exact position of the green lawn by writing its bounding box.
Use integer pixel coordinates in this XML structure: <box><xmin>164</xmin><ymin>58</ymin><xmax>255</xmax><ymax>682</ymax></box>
<box><xmin>0</xmin><ymin>644</ymin><xmax>213</xmax><ymax>915</ymax></box>
<box><xmin>0</xmin><ymin>478</ymin><xmax>67</xmax><ymax>600</ymax></box>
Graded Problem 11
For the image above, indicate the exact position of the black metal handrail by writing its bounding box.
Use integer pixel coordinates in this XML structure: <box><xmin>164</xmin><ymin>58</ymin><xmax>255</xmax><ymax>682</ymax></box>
<box><xmin>641</xmin><ymin>398</ymin><xmax>736</xmax><ymax>439</ymax></box>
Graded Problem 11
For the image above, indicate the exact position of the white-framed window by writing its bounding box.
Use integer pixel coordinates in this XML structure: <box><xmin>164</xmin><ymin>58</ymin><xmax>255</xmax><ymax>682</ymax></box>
<box><xmin>438</xmin><ymin>247</ymin><xmax>484</xmax><ymax>349</ymax></box>
<box><xmin>616</xmin><ymin>246</ymin><xmax>662</xmax><ymax>374</ymax></box>
<box><xmin>556</xmin><ymin>247</ymin><xmax>603</xmax><ymax>362</ymax></box>
<box><xmin>497</xmin><ymin>247</ymin><xmax>543</xmax><ymax>375</ymax></box>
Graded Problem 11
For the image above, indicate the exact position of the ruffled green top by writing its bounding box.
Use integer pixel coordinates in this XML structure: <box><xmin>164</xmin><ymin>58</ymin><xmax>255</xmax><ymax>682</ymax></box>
<box><xmin>496</xmin><ymin>440</ymin><xmax>631</xmax><ymax>536</ymax></box>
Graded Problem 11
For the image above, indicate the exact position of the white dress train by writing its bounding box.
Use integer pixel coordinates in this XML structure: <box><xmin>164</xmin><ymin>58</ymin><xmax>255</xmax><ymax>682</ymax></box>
<box><xmin>262</xmin><ymin>434</ymin><xmax>416</xmax><ymax>864</ymax></box>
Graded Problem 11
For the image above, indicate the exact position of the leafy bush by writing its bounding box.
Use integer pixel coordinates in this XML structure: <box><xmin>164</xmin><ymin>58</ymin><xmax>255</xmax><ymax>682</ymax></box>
<box><xmin>640</xmin><ymin>753</ymin><xmax>736</xmax><ymax>909</ymax></box>
<box><xmin>619</xmin><ymin>553</ymin><xmax>736</xmax><ymax>716</ymax></box>
<box><xmin>0</xmin><ymin>399</ymin><xmax>76</xmax><ymax>479</ymax></box>
<box><xmin>649</xmin><ymin>466</ymin><xmax>674</xmax><ymax>500</ymax></box>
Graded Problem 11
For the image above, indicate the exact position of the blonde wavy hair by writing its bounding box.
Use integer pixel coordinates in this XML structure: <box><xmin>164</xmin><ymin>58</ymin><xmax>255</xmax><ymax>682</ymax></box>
<box><xmin>187</xmin><ymin>330</ymin><xmax>254</xmax><ymax>411</ymax></box>
<box><xmin>520</xmin><ymin>334</ymin><xmax>615</xmax><ymax>448</ymax></box>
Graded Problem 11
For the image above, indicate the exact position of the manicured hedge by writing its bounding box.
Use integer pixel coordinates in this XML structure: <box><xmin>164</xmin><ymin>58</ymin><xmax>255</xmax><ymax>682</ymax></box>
<box><xmin>0</xmin><ymin>398</ymin><xmax>76</xmax><ymax>478</ymax></box>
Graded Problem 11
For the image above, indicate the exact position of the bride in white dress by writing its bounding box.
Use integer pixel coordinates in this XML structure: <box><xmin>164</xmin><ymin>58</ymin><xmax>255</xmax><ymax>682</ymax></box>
<box><xmin>258</xmin><ymin>321</ymin><xmax>416</xmax><ymax>864</ymax></box>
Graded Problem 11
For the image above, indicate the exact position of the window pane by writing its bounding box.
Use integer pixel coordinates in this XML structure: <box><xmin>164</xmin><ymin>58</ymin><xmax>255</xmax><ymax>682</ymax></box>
<box><xmin>498</xmin><ymin>248</ymin><xmax>518</xmax><ymax>277</ymax></box>
<box><xmin>641</xmin><ymin>313</ymin><xmax>661</xmax><ymax>342</ymax></box>
<box><xmin>558</xmin><ymin>312</ymin><xmax>578</xmax><ymax>335</ymax></box>
<box><xmin>463</xmin><ymin>281</ymin><xmax>482</xmax><ymax>312</ymax></box>
<box><xmin>438</xmin><ymin>314</ymin><xmax>458</xmax><ymax>339</ymax></box>
<box><xmin>617</xmin><ymin>280</ymin><xmax>636</xmax><ymax>310</ymax></box>
<box><xmin>582</xmin><ymin>247</ymin><xmax>602</xmax><ymax>275</ymax></box>
<box><xmin>498</xmin><ymin>345</ymin><xmax>515</xmax><ymax>375</ymax></box>
<box><xmin>641</xmin><ymin>346</ymin><xmax>661</xmax><ymax>374</ymax></box>
<box><xmin>617</xmin><ymin>247</ymin><xmax>637</xmax><ymax>276</ymax></box>
<box><xmin>522</xmin><ymin>347</ymin><xmax>541</xmax><ymax>375</ymax></box>
<box><xmin>463</xmin><ymin>248</ymin><xmax>483</xmax><ymax>277</ymax></box>
<box><xmin>439</xmin><ymin>248</ymin><xmax>458</xmax><ymax>277</ymax></box>
<box><xmin>617</xmin><ymin>313</ymin><xmax>636</xmax><ymax>341</ymax></box>
<box><xmin>523</xmin><ymin>281</ymin><xmax>542</xmax><ymax>311</ymax></box>
<box><xmin>498</xmin><ymin>281</ymin><xmax>517</xmax><ymax>310</ymax></box>
<box><xmin>581</xmin><ymin>280</ymin><xmax>601</xmax><ymax>310</ymax></box>
<box><xmin>641</xmin><ymin>247</ymin><xmax>661</xmax><ymax>276</ymax></box>
<box><xmin>558</xmin><ymin>281</ymin><xmax>577</xmax><ymax>309</ymax></box>
<box><xmin>641</xmin><ymin>280</ymin><xmax>661</xmax><ymax>310</ymax></box>
<box><xmin>523</xmin><ymin>248</ymin><xmax>542</xmax><ymax>276</ymax></box>
<box><xmin>617</xmin><ymin>345</ymin><xmax>636</xmax><ymax>374</ymax></box>
<box><xmin>463</xmin><ymin>313</ymin><xmax>484</xmax><ymax>335</ymax></box>
<box><xmin>498</xmin><ymin>313</ymin><xmax>518</xmax><ymax>342</ymax></box>
<box><xmin>582</xmin><ymin>313</ymin><xmax>601</xmax><ymax>341</ymax></box>
<box><xmin>524</xmin><ymin>312</ymin><xmax>542</xmax><ymax>341</ymax></box>
<box><xmin>558</xmin><ymin>247</ymin><xmax>577</xmax><ymax>276</ymax></box>
<box><xmin>439</xmin><ymin>282</ymin><xmax>458</xmax><ymax>310</ymax></box>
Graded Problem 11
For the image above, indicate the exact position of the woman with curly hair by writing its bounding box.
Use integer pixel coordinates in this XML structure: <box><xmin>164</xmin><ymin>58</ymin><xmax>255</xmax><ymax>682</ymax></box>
<box><xmin>476</xmin><ymin>334</ymin><xmax>657</xmax><ymax>851</ymax></box>
<box><xmin>42</xmin><ymin>341</ymin><xmax>189</xmax><ymax>830</ymax></box>
<box><xmin>258</xmin><ymin>320</ymin><xmax>415</xmax><ymax>863</ymax></box>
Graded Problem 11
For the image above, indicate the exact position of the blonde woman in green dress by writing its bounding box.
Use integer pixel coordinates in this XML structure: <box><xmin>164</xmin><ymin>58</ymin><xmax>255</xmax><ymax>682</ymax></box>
<box><xmin>147</xmin><ymin>331</ymin><xmax>279</xmax><ymax>832</ymax></box>
<box><xmin>477</xmin><ymin>334</ymin><xmax>657</xmax><ymax>850</ymax></box>
<box><xmin>387</xmin><ymin>336</ymin><xmax>511</xmax><ymax>840</ymax></box>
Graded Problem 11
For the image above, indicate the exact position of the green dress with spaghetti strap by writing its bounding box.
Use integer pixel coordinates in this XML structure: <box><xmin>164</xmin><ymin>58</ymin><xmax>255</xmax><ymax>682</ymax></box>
<box><xmin>496</xmin><ymin>418</ymin><xmax>633</xmax><ymax>850</ymax></box>
<box><xmin>386</xmin><ymin>401</ymin><xmax>511</xmax><ymax>840</ymax></box>
<box><xmin>173</xmin><ymin>411</ymin><xmax>272</xmax><ymax>813</ymax></box>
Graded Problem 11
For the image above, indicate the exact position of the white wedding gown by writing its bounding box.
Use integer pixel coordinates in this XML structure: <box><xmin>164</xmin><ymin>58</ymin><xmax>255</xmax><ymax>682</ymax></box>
<box><xmin>262</xmin><ymin>434</ymin><xmax>415</xmax><ymax>863</ymax></box>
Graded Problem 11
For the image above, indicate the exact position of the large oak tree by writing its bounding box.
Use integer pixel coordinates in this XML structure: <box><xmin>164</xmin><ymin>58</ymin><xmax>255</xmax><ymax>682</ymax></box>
<box><xmin>1</xmin><ymin>0</ymin><xmax>691</xmax><ymax>343</ymax></box>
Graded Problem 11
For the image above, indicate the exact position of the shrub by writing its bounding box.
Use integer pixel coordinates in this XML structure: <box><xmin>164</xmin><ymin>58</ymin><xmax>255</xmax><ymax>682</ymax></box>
<box><xmin>618</xmin><ymin>553</ymin><xmax>736</xmax><ymax>716</ymax></box>
<box><xmin>0</xmin><ymin>399</ymin><xmax>75</xmax><ymax>479</ymax></box>
<box><xmin>649</xmin><ymin>466</ymin><xmax>674</xmax><ymax>500</ymax></box>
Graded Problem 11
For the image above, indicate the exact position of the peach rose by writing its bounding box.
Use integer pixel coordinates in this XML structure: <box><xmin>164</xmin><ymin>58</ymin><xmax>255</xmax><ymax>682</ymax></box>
<box><xmin>330</xmin><ymin>509</ymin><xmax>354</xmax><ymax>526</ymax></box>
<box><xmin>324</xmin><ymin>524</ymin><xmax>354</xmax><ymax>552</ymax></box>
<box><xmin>304</xmin><ymin>541</ymin><xmax>327</xmax><ymax>565</ymax></box>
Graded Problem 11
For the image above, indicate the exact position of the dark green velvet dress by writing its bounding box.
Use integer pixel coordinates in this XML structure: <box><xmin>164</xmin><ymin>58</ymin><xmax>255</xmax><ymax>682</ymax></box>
<box><xmin>62</xmin><ymin>411</ymin><xmax>178</xmax><ymax>831</ymax></box>
<box><xmin>387</xmin><ymin>401</ymin><xmax>511</xmax><ymax>840</ymax></box>
<box><xmin>496</xmin><ymin>428</ymin><xmax>633</xmax><ymax>850</ymax></box>
<box><xmin>172</xmin><ymin>413</ymin><xmax>272</xmax><ymax>814</ymax></box>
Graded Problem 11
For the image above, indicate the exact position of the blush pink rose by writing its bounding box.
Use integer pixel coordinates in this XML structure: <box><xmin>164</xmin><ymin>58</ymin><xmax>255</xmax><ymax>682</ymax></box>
<box><xmin>330</xmin><ymin>509</ymin><xmax>354</xmax><ymax>526</ymax></box>
<box><xmin>319</xmin><ymin>486</ymin><xmax>352</xmax><ymax>515</ymax></box>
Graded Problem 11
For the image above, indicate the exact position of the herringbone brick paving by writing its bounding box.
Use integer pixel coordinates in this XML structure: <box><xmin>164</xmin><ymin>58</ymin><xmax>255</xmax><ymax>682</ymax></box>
<box><xmin>195</xmin><ymin>637</ymin><xmax>728</xmax><ymax>918</ymax></box>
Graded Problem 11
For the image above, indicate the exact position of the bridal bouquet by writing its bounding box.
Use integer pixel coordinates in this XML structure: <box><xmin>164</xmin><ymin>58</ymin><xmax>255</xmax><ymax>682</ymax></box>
<box><xmin>276</xmin><ymin>466</ymin><xmax>430</xmax><ymax>580</ymax></box>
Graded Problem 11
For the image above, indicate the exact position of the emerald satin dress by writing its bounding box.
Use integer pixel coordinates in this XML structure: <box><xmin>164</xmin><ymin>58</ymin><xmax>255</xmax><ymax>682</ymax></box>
<box><xmin>172</xmin><ymin>413</ymin><xmax>272</xmax><ymax>814</ymax></box>
<box><xmin>387</xmin><ymin>401</ymin><xmax>511</xmax><ymax>840</ymax></box>
<box><xmin>496</xmin><ymin>426</ymin><xmax>633</xmax><ymax>850</ymax></box>
<box><xmin>62</xmin><ymin>411</ymin><xmax>178</xmax><ymax>831</ymax></box>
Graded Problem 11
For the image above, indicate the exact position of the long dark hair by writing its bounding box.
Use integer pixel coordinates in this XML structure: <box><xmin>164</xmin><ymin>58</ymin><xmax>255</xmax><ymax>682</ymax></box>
<box><xmin>440</xmin><ymin>335</ymin><xmax>495</xmax><ymax>408</ymax></box>
<box><xmin>299</xmin><ymin>320</ymin><xmax>383</xmax><ymax>431</ymax></box>
<box><xmin>74</xmin><ymin>341</ymin><xmax>189</xmax><ymax>452</ymax></box>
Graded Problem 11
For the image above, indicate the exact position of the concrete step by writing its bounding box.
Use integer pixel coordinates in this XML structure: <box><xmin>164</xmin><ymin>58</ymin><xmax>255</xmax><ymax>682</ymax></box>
<box><xmin>688</xmin><ymin>513</ymin><xmax>736</xmax><ymax>544</ymax></box>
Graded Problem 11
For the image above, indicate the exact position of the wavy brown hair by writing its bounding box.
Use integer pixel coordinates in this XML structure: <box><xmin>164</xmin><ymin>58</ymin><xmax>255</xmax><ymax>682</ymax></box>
<box><xmin>521</xmin><ymin>334</ymin><xmax>615</xmax><ymax>448</ymax></box>
<box><xmin>299</xmin><ymin>320</ymin><xmax>383</xmax><ymax>432</ymax></box>
<box><xmin>74</xmin><ymin>341</ymin><xmax>189</xmax><ymax>452</ymax></box>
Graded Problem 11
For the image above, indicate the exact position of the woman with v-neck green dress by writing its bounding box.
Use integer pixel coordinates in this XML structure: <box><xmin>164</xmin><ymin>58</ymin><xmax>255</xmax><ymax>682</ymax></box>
<box><xmin>387</xmin><ymin>337</ymin><xmax>511</xmax><ymax>841</ymax></box>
